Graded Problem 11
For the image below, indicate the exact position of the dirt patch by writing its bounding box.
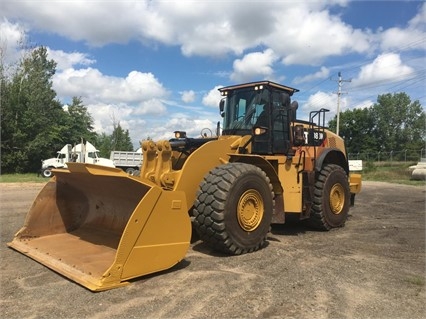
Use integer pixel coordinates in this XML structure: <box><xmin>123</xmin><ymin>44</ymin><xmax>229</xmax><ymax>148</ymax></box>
<box><xmin>1</xmin><ymin>181</ymin><xmax>425</xmax><ymax>319</ymax></box>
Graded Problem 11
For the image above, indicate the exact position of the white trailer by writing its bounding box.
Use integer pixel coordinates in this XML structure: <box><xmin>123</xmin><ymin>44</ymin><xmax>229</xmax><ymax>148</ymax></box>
<box><xmin>110</xmin><ymin>149</ymin><xmax>142</xmax><ymax>174</ymax></box>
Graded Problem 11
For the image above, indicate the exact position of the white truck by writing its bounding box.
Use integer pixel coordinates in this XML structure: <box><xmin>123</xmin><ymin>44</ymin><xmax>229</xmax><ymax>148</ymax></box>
<box><xmin>110</xmin><ymin>148</ymin><xmax>142</xmax><ymax>174</ymax></box>
<box><xmin>40</xmin><ymin>141</ymin><xmax>115</xmax><ymax>178</ymax></box>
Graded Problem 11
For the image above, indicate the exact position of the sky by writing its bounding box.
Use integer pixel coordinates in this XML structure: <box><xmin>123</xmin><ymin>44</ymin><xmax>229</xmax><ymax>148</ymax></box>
<box><xmin>1</xmin><ymin>0</ymin><xmax>425</xmax><ymax>149</ymax></box>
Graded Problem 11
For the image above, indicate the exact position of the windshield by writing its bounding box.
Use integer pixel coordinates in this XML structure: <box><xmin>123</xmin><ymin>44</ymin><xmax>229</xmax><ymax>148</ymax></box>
<box><xmin>222</xmin><ymin>87</ymin><xmax>269</xmax><ymax>135</ymax></box>
<box><xmin>87</xmin><ymin>152</ymin><xmax>99</xmax><ymax>159</ymax></box>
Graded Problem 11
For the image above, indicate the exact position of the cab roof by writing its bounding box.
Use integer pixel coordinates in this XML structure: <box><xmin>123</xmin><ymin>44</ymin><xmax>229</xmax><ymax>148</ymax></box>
<box><xmin>218</xmin><ymin>81</ymin><xmax>299</xmax><ymax>96</ymax></box>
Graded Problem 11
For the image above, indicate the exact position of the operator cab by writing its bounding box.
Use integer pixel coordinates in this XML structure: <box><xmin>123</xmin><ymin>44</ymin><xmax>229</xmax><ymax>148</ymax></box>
<box><xmin>219</xmin><ymin>81</ymin><xmax>299</xmax><ymax>155</ymax></box>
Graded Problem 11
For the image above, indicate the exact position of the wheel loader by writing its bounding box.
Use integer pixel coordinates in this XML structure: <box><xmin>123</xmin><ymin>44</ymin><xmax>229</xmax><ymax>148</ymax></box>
<box><xmin>8</xmin><ymin>81</ymin><xmax>362</xmax><ymax>291</ymax></box>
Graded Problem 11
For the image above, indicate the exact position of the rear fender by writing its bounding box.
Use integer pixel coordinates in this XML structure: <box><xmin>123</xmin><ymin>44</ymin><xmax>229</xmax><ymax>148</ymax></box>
<box><xmin>315</xmin><ymin>148</ymin><xmax>349</xmax><ymax>174</ymax></box>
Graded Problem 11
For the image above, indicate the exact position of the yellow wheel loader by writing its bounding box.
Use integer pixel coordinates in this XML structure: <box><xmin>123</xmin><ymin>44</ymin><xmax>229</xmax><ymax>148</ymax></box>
<box><xmin>8</xmin><ymin>81</ymin><xmax>361</xmax><ymax>291</ymax></box>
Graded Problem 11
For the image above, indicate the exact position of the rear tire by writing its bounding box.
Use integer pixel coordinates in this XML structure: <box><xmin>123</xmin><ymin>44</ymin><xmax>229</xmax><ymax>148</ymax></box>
<box><xmin>126</xmin><ymin>167</ymin><xmax>135</xmax><ymax>175</ymax></box>
<box><xmin>309</xmin><ymin>164</ymin><xmax>350</xmax><ymax>230</ymax></box>
<box><xmin>193</xmin><ymin>163</ymin><xmax>273</xmax><ymax>255</ymax></box>
<box><xmin>131</xmin><ymin>170</ymin><xmax>140</xmax><ymax>177</ymax></box>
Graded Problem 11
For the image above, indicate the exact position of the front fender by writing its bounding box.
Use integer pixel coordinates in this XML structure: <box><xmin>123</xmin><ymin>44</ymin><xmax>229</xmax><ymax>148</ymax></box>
<box><xmin>228</xmin><ymin>154</ymin><xmax>283</xmax><ymax>195</ymax></box>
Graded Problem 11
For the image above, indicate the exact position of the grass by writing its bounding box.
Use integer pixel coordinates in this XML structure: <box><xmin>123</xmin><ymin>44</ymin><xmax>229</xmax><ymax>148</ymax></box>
<box><xmin>0</xmin><ymin>173</ymin><xmax>47</xmax><ymax>183</ymax></box>
<box><xmin>1</xmin><ymin>162</ymin><xmax>425</xmax><ymax>186</ymax></box>
<box><xmin>361</xmin><ymin>161</ymin><xmax>426</xmax><ymax>186</ymax></box>
<box><xmin>404</xmin><ymin>275</ymin><xmax>425</xmax><ymax>286</ymax></box>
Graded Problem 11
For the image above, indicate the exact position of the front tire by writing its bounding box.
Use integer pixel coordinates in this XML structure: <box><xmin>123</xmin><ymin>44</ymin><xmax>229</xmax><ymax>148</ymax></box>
<box><xmin>41</xmin><ymin>168</ymin><xmax>53</xmax><ymax>178</ymax></box>
<box><xmin>309</xmin><ymin>164</ymin><xmax>350</xmax><ymax>230</ymax></box>
<box><xmin>193</xmin><ymin>163</ymin><xmax>273</xmax><ymax>255</ymax></box>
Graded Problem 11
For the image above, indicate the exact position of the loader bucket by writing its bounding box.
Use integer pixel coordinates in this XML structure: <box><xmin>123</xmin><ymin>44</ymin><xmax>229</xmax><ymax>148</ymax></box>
<box><xmin>8</xmin><ymin>163</ymin><xmax>191</xmax><ymax>291</ymax></box>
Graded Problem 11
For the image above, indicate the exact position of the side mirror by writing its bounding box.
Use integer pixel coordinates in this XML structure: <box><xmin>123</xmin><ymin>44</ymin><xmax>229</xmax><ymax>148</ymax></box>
<box><xmin>290</xmin><ymin>100</ymin><xmax>298</xmax><ymax>122</ymax></box>
<box><xmin>281</xmin><ymin>93</ymin><xmax>290</xmax><ymax>108</ymax></box>
<box><xmin>293</xmin><ymin>124</ymin><xmax>305</xmax><ymax>146</ymax></box>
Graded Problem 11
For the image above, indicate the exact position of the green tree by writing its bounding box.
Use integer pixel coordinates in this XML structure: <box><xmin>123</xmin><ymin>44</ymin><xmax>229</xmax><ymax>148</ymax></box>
<box><xmin>329</xmin><ymin>92</ymin><xmax>425</xmax><ymax>159</ymax></box>
<box><xmin>94</xmin><ymin>123</ymin><xmax>134</xmax><ymax>158</ymax></box>
<box><xmin>372</xmin><ymin>93</ymin><xmax>425</xmax><ymax>152</ymax></box>
<box><xmin>63</xmin><ymin>96</ymin><xmax>97</xmax><ymax>143</ymax></box>
<box><xmin>329</xmin><ymin>107</ymin><xmax>377</xmax><ymax>155</ymax></box>
<box><xmin>110</xmin><ymin>122</ymin><xmax>134</xmax><ymax>151</ymax></box>
<box><xmin>94</xmin><ymin>132</ymin><xmax>113</xmax><ymax>158</ymax></box>
<box><xmin>1</xmin><ymin>45</ymin><xmax>102</xmax><ymax>173</ymax></box>
<box><xmin>1</xmin><ymin>47</ymin><xmax>68</xmax><ymax>173</ymax></box>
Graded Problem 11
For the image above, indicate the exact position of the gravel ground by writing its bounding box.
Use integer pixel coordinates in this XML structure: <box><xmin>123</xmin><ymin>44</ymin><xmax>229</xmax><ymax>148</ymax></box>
<box><xmin>0</xmin><ymin>181</ymin><xmax>425</xmax><ymax>319</ymax></box>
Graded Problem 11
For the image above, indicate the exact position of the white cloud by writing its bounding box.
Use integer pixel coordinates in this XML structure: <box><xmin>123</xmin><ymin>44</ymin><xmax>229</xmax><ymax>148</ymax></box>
<box><xmin>351</xmin><ymin>53</ymin><xmax>415</xmax><ymax>88</ymax></box>
<box><xmin>0</xmin><ymin>19</ymin><xmax>27</xmax><ymax>67</ymax></box>
<box><xmin>202</xmin><ymin>86</ymin><xmax>223</xmax><ymax>108</ymax></box>
<box><xmin>133</xmin><ymin>99</ymin><xmax>167</xmax><ymax>116</ymax></box>
<box><xmin>2</xmin><ymin>2</ymin><xmax>148</xmax><ymax>46</ymax></box>
<box><xmin>408</xmin><ymin>2</ymin><xmax>426</xmax><ymax>29</ymax></box>
<box><xmin>53</xmin><ymin>68</ymin><xmax>168</xmax><ymax>105</ymax></box>
<box><xmin>381</xmin><ymin>19</ymin><xmax>425</xmax><ymax>52</ymax></box>
<box><xmin>86</xmin><ymin>103</ymin><xmax>125</xmax><ymax>134</ymax></box>
<box><xmin>265</xmin><ymin>7</ymin><xmax>373</xmax><ymax>66</ymax></box>
<box><xmin>380</xmin><ymin>27</ymin><xmax>425</xmax><ymax>52</ymax></box>
<box><xmin>3</xmin><ymin>2</ymin><xmax>422</xmax><ymax>75</ymax></box>
<box><xmin>2</xmin><ymin>2</ymin><xmax>424</xmax><ymax>147</ymax></box>
<box><xmin>59</xmin><ymin>80</ymin><xmax>219</xmax><ymax>147</ymax></box>
<box><xmin>2</xmin><ymin>1</ymin><xmax>375</xmax><ymax>63</ymax></box>
<box><xmin>305</xmin><ymin>91</ymin><xmax>337</xmax><ymax>112</ymax></box>
<box><xmin>293</xmin><ymin>66</ymin><xmax>330</xmax><ymax>84</ymax></box>
<box><xmin>230</xmin><ymin>49</ymin><xmax>278</xmax><ymax>82</ymax></box>
<box><xmin>298</xmin><ymin>91</ymin><xmax>344</xmax><ymax>122</ymax></box>
<box><xmin>142</xmin><ymin>116</ymin><xmax>218</xmax><ymax>141</ymax></box>
<box><xmin>181</xmin><ymin>90</ymin><xmax>195</xmax><ymax>103</ymax></box>
<box><xmin>352</xmin><ymin>99</ymin><xmax>374</xmax><ymax>110</ymax></box>
<box><xmin>379</xmin><ymin>3</ymin><xmax>425</xmax><ymax>52</ymax></box>
<box><xmin>51</xmin><ymin>66</ymin><xmax>170</xmax><ymax>147</ymax></box>
<box><xmin>46</xmin><ymin>48</ymin><xmax>95</xmax><ymax>70</ymax></box>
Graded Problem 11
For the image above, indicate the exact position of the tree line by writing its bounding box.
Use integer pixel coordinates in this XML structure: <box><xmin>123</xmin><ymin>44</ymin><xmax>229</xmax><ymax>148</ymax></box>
<box><xmin>1</xmin><ymin>47</ymin><xmax>134</xmax><ymax>174</ymax></box>
<box><xmin>328</xmin><ymin>92</ymin><xmax>425</xmax><ymax>161</ymax></box>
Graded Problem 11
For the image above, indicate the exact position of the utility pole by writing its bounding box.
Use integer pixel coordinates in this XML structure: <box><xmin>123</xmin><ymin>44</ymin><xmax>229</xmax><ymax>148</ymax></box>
<box><xmin>334</xmin><ymin>72</ymin><xmax>351</xmax><ymax>136</ymax></box>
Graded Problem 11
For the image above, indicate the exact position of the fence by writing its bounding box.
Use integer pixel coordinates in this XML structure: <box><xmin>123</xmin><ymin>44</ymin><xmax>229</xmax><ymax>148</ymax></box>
<box><xmin>347</xmin><ymin>148</ymin><xmax>425</xmax><ymax>163</ymax></box>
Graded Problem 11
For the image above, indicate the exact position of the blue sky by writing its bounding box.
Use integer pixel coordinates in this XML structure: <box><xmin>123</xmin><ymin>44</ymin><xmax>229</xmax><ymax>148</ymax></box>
<box><xmin>2</xmin><ymin>0</ymin><xmax>425</xmax><ymax>149</ymax></box>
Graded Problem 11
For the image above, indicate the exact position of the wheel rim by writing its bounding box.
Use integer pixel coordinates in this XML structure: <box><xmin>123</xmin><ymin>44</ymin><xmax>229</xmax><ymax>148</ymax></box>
<box><xmin>237</xmin><ymin>189</ymin><xmax>264</xmax><ymax>232</ymax></box>
<box><xmin>329</xmin><ymin>183</ymin><xmax>345</xmax><ymax>215</ymax></box>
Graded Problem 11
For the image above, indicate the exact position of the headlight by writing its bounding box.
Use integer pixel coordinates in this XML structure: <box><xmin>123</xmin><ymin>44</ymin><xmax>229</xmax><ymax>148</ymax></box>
<box><xmin>253</xmin><ymin>127</ymin><xmax>267</xmax><ymax>135</ymax></box>
<box><xmin>174</xmin><ymin>131</ymin><xmax>187</xmax><ymax>139</ymax></box>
